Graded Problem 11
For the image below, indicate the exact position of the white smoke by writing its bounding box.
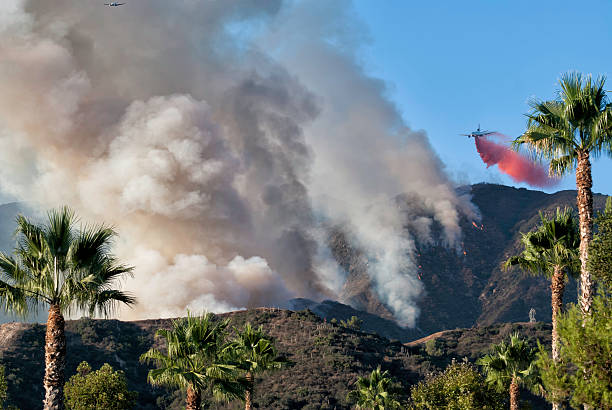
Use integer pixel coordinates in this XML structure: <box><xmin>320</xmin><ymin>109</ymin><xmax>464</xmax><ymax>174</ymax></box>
<box><xmin>0</xmin><ymin>0</ymin><xmax>476</xmax><ymax>326</ymax></box>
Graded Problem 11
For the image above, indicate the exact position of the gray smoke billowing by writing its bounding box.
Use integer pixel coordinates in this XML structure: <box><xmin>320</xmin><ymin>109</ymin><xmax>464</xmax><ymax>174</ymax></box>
<box><xmin>0</xmin><ymin>0</ymin><xmax>476</xmax><ymax>325</ymax></box>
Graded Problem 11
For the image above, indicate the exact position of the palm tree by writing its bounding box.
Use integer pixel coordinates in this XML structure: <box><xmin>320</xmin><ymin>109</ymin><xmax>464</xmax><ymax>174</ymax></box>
<box><xmin>347</xmin><ymin>366</ymin><xmax>402</xmax><ymax>410</ymax></box>
<box><xmin>230</xmin><ymin>323</ymin><xmax>286</xmax><ymax>410</ymax></box>
<box><xmin>513</xmin><ymin>72</ymin><xmax>612</xmax><ymax>316</ymax></box>
<box><xmin>140</xmin><ymin>312</ymin><xmax>243</xmax><ymax>410</ymax></box>
<box><xmin>504</xmin><ymin>208</ymin><xmax>579</xmax><ymax>362</ymax></box>
<box><xmin>0</xmin><ymin>207</ymin><xmax>135</xmax><ymax>410</ymax></box>
<box><xmin>478</xmin><ymin>333</ymin><xmax>539</xmax><ymax>410</ymax></box>
<box><xmin>504</xmin><ymin>208</ymin><xmax>579</xmax><ymax>410</ymax></box>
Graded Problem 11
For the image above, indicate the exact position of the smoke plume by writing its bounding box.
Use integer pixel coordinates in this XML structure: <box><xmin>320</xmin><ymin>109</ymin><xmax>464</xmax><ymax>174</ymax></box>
<box><xmin>474</xmin><ymin>136</ymin><xmax>558</xmax><ymax>188</ymax></box>
<box><xmin>0</xmin><ymin>0</ymin><xmax>475</xmax><ymax>326</ymax></box>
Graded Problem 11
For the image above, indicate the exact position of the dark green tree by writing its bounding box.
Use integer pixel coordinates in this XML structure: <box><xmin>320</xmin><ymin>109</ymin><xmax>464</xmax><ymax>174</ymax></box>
<box><xmin>477</xmin><ymin>333</ymin><xmax>539</xmax><ymax>410</ymax></box>
<box><xmin>140</xmin><ymin>312</ymin><xmax>243</xmax><ymax>410</ymax></box>
<box><xmin>588</xmin><ymin>196</ymin><xmax>612</xmax><ymax>288</ymax></box>
<box><xmin>536</xmin><ymin>292</ymin><xmax>612</xmax><ymax>409</ymax></box>
<box><xmin>409</xmin><ymin>360</ymin><xmax>506</xmax><ymax>409</ymax></box>
<box><xmin>513</xmin><ymin>72</ymin><xmax>612</xmax><ymax>315</ymax></box>
<box><xmin>347</xmin><ymin>366</ymin><xmax>402</xmax><ymax>409</ymax></box>
<box><xmin>0</xmin><ymin>207</ymin><xmax>135</xmax><ymax>410</ymax></box>
<box><xmin>64</xmin><ymin>362</ymin><xmax>137</xmax><ymax>410</ymax></box>
<box><xmin>230</xmin><ymin>323</ymin><xmax>286</xmax><ymax>410</ymax></box>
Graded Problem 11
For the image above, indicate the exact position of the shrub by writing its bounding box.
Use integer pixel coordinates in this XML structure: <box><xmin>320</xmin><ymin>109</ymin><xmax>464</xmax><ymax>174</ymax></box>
<box><xmin>424</xmin><ymin>339</ymin><xmax>443</xmax><ymax>357</ymax></box>
<box><xmin>340</xmin><ymin>316</ymin><xmax>363</xmax><ymax>330</ymax></box>
<box><xmin>64</xmin><ymin>362</ymin><xmax>137</xmax><ymax>410</ymax></box>
<box><xmin>410</xmin><ymin>360</ymin><xmax>506</xmax><ymax>409</ymax></box>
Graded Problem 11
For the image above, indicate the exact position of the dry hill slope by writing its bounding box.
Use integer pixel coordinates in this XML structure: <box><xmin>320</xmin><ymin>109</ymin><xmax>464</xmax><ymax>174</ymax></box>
<box><xmin>0</xmin><ymin>309</ymin><xmax>552</xmax><ymax>409</ymax></box>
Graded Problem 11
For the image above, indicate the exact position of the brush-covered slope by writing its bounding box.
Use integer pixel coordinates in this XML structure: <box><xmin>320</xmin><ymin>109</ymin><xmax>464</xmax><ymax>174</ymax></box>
<box><xmin>335</xmin><ymin>183</ymin><xmax>609</xmax><ymax>334</ymax></box>
<box><xmin>0</xmin><ymin>309</ymin><xmax>552</xmax><ymax>409</ymax></box>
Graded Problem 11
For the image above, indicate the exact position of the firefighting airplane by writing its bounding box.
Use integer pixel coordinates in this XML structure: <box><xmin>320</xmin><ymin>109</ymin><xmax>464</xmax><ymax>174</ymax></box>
<box><xmin>460</xmin><ymin>125</ymin><xmax>495</xmax><ymax>138</ymax></box>
<box><xmin>104</xmin><ymin>2</ymin><xmax>125</xmax><ymax>6</ymax></box>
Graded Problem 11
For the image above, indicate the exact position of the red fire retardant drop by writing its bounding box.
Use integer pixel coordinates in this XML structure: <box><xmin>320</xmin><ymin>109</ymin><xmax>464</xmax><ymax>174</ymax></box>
<box><xmin>475</xmin><ymin>136</ymin><xmax>558</xmax><ymax>188</ymax></box>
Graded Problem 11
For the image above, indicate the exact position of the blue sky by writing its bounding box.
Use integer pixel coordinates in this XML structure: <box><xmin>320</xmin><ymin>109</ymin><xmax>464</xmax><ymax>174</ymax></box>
<box><xmin>352</xmin><ymin>0</ymin><xmax>612</xmax><ymax>195</ymax></box>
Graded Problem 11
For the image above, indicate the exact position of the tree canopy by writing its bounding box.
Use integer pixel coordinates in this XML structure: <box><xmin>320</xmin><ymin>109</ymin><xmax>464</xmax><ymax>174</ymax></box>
<box><xmin>410</xmin><ymin>360</ymin><xmax>506</xmax><ymax>409</ymax></box>
<box><xmin>64</xmin><ymin>362</ymin><xmax>137</xmax><ymax>410</ymax></box>
<box><xmin>536</xmin><ymin>293</ymin><xmax>612</xmax><ymax>409</ymax></box>
<box><xmin>589</xmin><ymin>196</ymin><xmax>612</xmax><ymax>288</ymax></box>
<box><xmin>347</xmin><ymin>366</ymin><xmax>402</xmax><ymax>409</ymax></box>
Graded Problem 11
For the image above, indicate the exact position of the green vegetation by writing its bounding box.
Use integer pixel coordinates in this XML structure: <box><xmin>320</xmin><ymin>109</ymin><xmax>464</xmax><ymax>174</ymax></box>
<box><xmin>347</xmin><ymin>366</ymin><xmax>402</xmax><ymax>409</ymax></box>
<box><xmin>140</xmin><ymin>312</ymin><xmax>243</xmax><ymax>410</ymax></box>
<box><xmin>0</xmin><ymin>206</ymin><xmax>135</xmax><ymax>410</ymax></box>
<box><xmin>513</xmin><ymin>72</ymin><xmax>612</xmax><ymax>316</ymax></box>
<box><xmin>536</xmin><ymin>291</ymin><xmax>612</xmax><ymax>409</ymax></box>
<box><xmin>230</xmin><ymin>323</ymin><xmax>286</xmax><ymax>410</ymax></box>
<box><xmin>503</xmin><ymin>207</ymin><xmax>578</xmax><ymax>410</ymax></box>
<box><xmin>64</xmin><ymin>362</ymin><xmax>137</xmax><ymax>409</ymax></box>
<box><xmin>0</xmin><ymin>364</ymin><xmax>7</xmax><ymax>408</ymax></box>
<box><xmin>340</xmin><ymin>315</ymin><xmax>363</xmax><ymax>330</ymax></box>
<box><xmin>424</xmin><ymin>339</ymin><xmax>443</xmax><ymax>357</ymax></box>
<box><xmin>589</xmin><ymin>196</ymin><xmax>612</xmax><ymax>287</ymax></box>
<box><xmin>409</xmin><ymin>360</ymin><xmax>506</xmax><ymax>409</ymax></box>
<box><xmin>0</xmin><ymin>309</ymin><xmax>555</xmax><ymax>409</ymax></box>
<box><xmin>477</xmin><ymin>333</ymin><xmax>539</xmax><ymax>410</ymax></box>
<box><xmin>534</xmin><ymin>197</ymin><xmax>612</xmax><ymax>409</ymax></box>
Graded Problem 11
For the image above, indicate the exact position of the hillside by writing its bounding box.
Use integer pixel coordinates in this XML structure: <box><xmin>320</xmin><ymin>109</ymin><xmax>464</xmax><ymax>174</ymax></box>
<box><xmin>0</xmin><ymin>309</ymin><xmax>552</xmax><ymax>409</ymax></box>
<box><xmin>335</xmin><ymin>183</ymin><xmax>609</xmax><ymax>333</ymax></box>
<box><xmin>0</xmin><ymin>184</ymin><xmax>607</xmax><ymax>334</ymax></box>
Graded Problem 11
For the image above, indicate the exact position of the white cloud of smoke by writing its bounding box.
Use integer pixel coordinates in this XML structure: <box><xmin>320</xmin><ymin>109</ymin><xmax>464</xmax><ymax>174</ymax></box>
<box><xmin>0</xmin><ymin>0</ymin><xmax>476</xmax><ymax>325</ymax></box>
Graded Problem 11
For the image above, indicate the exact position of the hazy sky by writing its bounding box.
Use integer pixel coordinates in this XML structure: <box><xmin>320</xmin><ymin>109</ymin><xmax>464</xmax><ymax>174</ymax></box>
<box><xmin>353</xmin><ymin>0</ymin><xmax>612</xmax><ymax>195</ymax></box>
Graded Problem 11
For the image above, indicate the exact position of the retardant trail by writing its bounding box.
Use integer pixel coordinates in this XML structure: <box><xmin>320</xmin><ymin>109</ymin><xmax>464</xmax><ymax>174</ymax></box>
<box><xmin>474</xmin><ymin>136</ymin><xmax>559</xmax><ymax>188</ymax></box>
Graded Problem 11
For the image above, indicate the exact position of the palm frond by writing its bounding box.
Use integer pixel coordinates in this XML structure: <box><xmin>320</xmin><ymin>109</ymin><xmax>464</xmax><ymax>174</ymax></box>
<box><xmin>0</xmin><ymin>280</ymin><xmax>28</xmax><ymax>316</ymax></box>
<box><xmin>0</xmin><ymin>207</ymin><xmax>134</xmax><ymax>317</ymax></box>
<box><xmin>141</xmin><ymin>312</ymin><xmax>244</xmax><ymax>403</ymax></box>
<box><xmin>514</xmin><ymin>71</ymin><xmax>612</xmax><ymax>178</ymax></box>
<box><xmin>44</xmin><ymin>206</ymin><xmax>76</xmax><ymax>263</ymax></box>
<box><xmin>503</xmin><ymin>207</ymin><xmax>579</xmax><ymax>279</ymax></box>
<box><xmin>83</xmin><ymin>289</ymin><xmax>136</xmax><ymax>316</ymax></box>
<box><xmin>68</xmin><ymin>225</ymin><xmax>115</xmax><ymax>271</ymax></box>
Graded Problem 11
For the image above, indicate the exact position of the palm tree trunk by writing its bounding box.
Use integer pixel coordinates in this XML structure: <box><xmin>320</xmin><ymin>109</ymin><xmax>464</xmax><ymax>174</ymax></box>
<box><xmin>575</xmin><ymin>150</ymin><xmax>594</xmax><ymax>315</ymax></box>
<box><xmin>245</xmin><ymin>371</ymin><xmax>254</xmax><ymax>410</ymax></box>
<box><xmin>551</xmin><ymin>267</ymin><xmax>565</xmax><ymax>410</ymax></box>
<box><xmin>186</xmin><ymin>384</ymin><xmax>201</xmax><ymax>410</ymax></box>
<box><xmin>43</xmin><ymin>304</ymin><xmax>66</xmax><ymax>410</ymax></box>
<box><xmin>551</xmin><ymin>266</ymin><xmax>566</xmax><ymax>362</ymax></box>
<box><xmin>509</xmin><ymin>377</ymin><xmax>520</xmax><ymax>410</ymax></box>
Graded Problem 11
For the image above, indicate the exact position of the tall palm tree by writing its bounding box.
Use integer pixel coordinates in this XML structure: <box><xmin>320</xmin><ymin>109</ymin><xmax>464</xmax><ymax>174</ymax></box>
<box><xmin>140</xmin><ymin>313</ymin><xmax>243</xmax><ymax>410</ymax></box>
<box><xmin>504</xmin><ymin>208</ymin><xmax>579</xmax><ymax>361</ymax></box>
<box><xmin>513</xmin><ymin>72</ymin><xmax>612</xmax><ymax>316</ymax></box>
<box><xmin>347</xmin><ymin>366</ymin><xmax>402</xmax><ymax>410</ymax></box>
<box><xmin>504</xmin><ymin>208</ymin><xmax>579</xmax><ymax>410</ymax></box>
<box><xmin>0</xmin><ymin>207</ymin><xmax>135</xmax><ymax>410</ymax></box>
<box><xmin>478</xmin><ymin>333</ymin><xmax>539</xmax><ymax>410</ymax></box>
<box><xmin>230</xmin><ymin>323</ymin><xmax>286</xmax><ymax>410</ymax></box>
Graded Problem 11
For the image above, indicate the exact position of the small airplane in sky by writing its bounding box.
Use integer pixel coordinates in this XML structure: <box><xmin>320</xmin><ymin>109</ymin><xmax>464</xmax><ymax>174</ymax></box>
<box><xmin>104</xmin><ymin>2</ymin><xmax>125</xmax><ymax>6</ymax></box>
<box><xmin>460</xmin><ymin>125</ymin><xmax>495</xmax><ymax>138</ymax></box>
